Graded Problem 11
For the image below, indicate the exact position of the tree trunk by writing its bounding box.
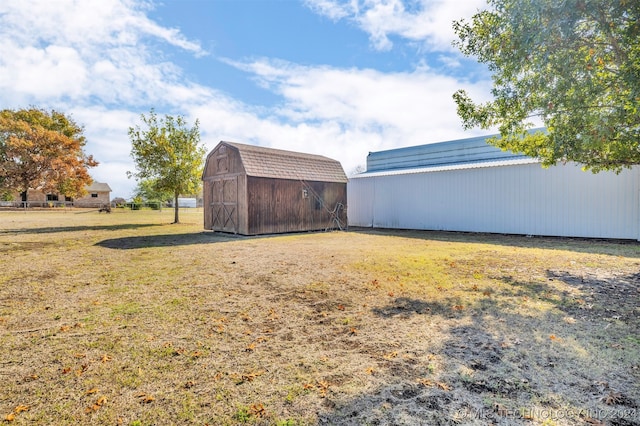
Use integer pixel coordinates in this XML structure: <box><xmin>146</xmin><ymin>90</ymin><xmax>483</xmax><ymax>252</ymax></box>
<box><xmin>173</xmin><ymin>193</ymin><xmax>179</xmax><ymax>224</ymax></box>
<box><xmin>20</xmin><ymin>190</ymin><xmax>27</xmax><ymax>208</ymax></box>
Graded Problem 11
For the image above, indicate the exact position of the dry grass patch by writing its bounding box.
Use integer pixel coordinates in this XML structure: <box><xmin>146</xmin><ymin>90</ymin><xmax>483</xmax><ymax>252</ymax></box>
<box><xmin>0</xmin><ymin>210</ymin><xmax>639</xmax><ymax>425</ymax></box>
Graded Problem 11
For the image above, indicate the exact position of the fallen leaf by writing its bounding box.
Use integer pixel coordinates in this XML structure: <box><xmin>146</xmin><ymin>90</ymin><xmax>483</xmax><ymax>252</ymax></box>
<box><xmin>241</xmin><ymin>370</ymin><xmax>265</xmax><ymax>382</ymax></box>
<box><xmin>436</xmin><ymin>381</ymin><xmax>451</xmax><ymax>391</ymax></box>
<box><xmin>349</xmin><ymin>327</ymin><xmax>358</xmax><ymax>335</ymax></box>
<box><xmin>303</xmin><ymin>383</ymin><xmax>315</xmax><ymax>390</ymax></box>
<box><xmin>101</xmin><ymin>354</ymin><xmax>112</xmax><ymax>363</ymax></box>
<box><xmin>4</xmin><ymin>413</ymin><xmax>15</xmax><ymax>422</ymax></box>
<box><xmin>417</xmin><ymin>378</ymin><xmax>434</xmax><ymax>387</ymax></box>
<box><xmin>249</xmin><ymin>403</ymin><xmax>266</xmax><ymax>417</ymax></box>
<box><xmin>85</xmin><ymin>388</ymin><xmax>99</xmax><ymax>395</ymax></box>
<box><xmin>138</xmin><ymin>394</ymin><xmax>155</xmax><ymax>403</ymax></box>
<box><xmin>317</xmin><ymin>380</ymin><xmax>330</xmax><ymax>397</ymax></box>
<box><xmin>365</xmin><ymin>367</ymin><xmax>375</xmax><ymax>375</ymax></box>
<box><xmin>601</xmin><ymin>391</ymin><xmax>623</xmax><ymax>406</ymax></box>
<box><xmin>383</xmin><ymin>351</ymin><xmax>398</xmax><ymax>360</ymax></box>
<box><xmin>85</xmin><ymin>396</ymin><xmax>107</xmax><ymax>413</ymax></box>
<box><xmin>13</xmin><ymin>406</ymin><xmax>28</xmax><ymax>414</ymax></box>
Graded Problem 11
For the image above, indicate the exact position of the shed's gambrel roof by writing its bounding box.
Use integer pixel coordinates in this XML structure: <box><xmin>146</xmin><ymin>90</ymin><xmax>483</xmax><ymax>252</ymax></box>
<box><xmin>223</xmin><ymin>141</ymin><xmax>348</xmax><ymax>183</ymax></box>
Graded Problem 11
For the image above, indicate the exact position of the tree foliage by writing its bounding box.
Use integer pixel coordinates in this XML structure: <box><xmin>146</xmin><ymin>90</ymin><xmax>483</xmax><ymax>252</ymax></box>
<box><xmin>0</xmin><ymin>108</ymin><xmax>98</xmax><ymax>201</ymax></box>
<box><xmin>133</xmin><ymin>178</ymin><xmax>173</xmax><ymax>204</ymax></box>
<box><xmin>452</xmin><ymin>0</ymin><xmax>640</xmax><ymax>172</ymax></box>
<box><xmin>128</xmin><ymin>110</ymin><xmax>205</xmax><ymax>223</ymax></box>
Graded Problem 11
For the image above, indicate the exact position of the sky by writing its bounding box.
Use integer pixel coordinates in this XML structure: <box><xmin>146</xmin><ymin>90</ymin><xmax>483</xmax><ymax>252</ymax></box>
<box><xmin>0</xmin><ymin>0</ymin><xmax>495</xmax><ymax>199</ymax></box>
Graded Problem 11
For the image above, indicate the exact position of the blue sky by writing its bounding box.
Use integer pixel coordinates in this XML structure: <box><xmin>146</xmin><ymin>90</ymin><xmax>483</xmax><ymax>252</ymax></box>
<box><xmin>0</xmin><ymin>0</ymin><xmax>494</xmax><ymax>198</ymax></box>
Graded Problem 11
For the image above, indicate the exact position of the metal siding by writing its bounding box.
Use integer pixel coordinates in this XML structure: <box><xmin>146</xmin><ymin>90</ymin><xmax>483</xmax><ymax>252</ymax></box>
<box><xmin>348</xmin><ymin>163</ymin><xmax>639</xmax><ymax>239</ymax></box>
<box><xmin>346</xmin><ymin>179</ymin><xmax>374</xmax><ymax>227</ymax></box>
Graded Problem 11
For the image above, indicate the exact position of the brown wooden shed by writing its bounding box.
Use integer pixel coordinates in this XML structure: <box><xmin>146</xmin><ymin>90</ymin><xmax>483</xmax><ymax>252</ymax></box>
<box><xmin>202</xmin><ymin>141</ymin><xmax>348</xmax><ymax>235</ymax></box>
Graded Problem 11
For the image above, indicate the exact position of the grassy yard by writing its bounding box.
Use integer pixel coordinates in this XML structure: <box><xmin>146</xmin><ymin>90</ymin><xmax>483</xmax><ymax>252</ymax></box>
<box><xmin>0</xmin><ymin>209</ymin><xmax>639</xmax><ymax>425</ymax></box>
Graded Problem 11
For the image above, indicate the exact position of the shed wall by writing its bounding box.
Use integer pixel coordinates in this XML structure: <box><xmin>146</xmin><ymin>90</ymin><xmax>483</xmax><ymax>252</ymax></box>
<box><xmin>203</xmin><ymin>144</ymin><xmax>248</xmax><ymax>233</ymax></box>
<box><xmin>246</xmin><ymin>177</ymin><xmax>347</xmax><ymax>235</ymax></box>
<box><xmin>348</xmin><ymin>163</ymin><xmax>639</xmax><ymax>240</ymax></box>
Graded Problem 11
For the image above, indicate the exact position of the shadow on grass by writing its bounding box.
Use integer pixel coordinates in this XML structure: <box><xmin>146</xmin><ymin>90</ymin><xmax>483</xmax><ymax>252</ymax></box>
<box><xmin>349</xmin><ymin>227</ymin><xmax>640</xmax><ymax>258</ymax></box>
<box><xmin>95</xmin><ymin>232</ymin><xmax>247</xmax><ymax>249</ymax></box>
<box><xmin>318</xmin><ymin>271</ymin><xmax>640</xmax><ymax>425</ymax></box>
<box><xmin>0</xmin><ymin>223</ymin><xmax>163</xmax><ymax>235</ymax></box>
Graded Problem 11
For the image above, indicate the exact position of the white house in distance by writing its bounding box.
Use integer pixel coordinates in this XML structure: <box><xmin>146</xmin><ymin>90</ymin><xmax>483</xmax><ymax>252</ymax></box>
<box><xmin>348</xmin><ymin>133</ymin><xmax>640</xmax><ymax>240</ymax></box>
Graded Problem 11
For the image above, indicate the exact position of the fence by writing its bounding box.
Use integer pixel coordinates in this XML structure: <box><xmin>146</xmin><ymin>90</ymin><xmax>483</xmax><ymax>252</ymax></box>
<box><xmin>0</xmin><ymin>201</ymin><xmax>109</xmax><ymax>209</ymax></box>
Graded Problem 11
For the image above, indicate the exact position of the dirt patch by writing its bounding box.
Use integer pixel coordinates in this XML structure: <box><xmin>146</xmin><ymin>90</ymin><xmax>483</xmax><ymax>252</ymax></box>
<box><xmin>0</xmin><ymin>212</ymin><xmax>639</xmax><ymax>425</ymax></box>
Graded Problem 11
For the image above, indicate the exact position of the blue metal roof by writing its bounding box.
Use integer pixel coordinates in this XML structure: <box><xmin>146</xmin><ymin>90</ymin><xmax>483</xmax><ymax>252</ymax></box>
<box><xmin>366</xmin><ymin>132</ymin><xmax>536</xmax><ymax>173</ymax></box>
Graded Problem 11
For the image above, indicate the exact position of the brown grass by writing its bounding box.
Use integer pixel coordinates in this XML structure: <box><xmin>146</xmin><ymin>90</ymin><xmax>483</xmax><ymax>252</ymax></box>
<box><xmin>0</xmin><ymin>209</ymin><xmax>639</xmax><ymax>425</ymax></box>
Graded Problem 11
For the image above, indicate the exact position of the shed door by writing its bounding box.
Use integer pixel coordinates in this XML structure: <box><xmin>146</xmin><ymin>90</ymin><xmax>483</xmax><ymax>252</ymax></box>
<box><xmin>210</xmin><ymin>177</ymin><xmax>238</xmax><ymax>233</ymax></box>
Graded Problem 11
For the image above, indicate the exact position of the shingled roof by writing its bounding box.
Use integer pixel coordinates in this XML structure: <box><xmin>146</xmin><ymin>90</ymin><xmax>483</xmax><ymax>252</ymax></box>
<box><xmin>86</xmin><ymin>182</ymin><xmax>112</xmax><ymax>192</ymax></box>
<box><xmin>223</xmin><ymin>141</ymin><xmax>347</xmax><ymax>183</ymax></box>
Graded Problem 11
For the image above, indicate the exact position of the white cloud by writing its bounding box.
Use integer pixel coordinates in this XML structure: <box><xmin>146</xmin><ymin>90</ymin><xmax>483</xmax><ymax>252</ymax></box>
<box><xmin>214</xmin><ymin>57</ymin><xmax>494</xmax><ymax>178</ymax></box>
<box><xmin>304</xmin><ymin>0</ymin><xmax>486</xmax><ymax>51</ymax></box>
<box><xmin>303</xmin><ymin>0</ymin><xmax>353</xmax><ymax>20</ymax></box>
<box><xmin>0</xmin><ymin>0</ymin><xmax>206</xmax><ymax>107</ymax></box>
<box><xmin>0</xmin><ymin>0</ymin><xmax>494</xmax><ymax>198</ymax></box>
<box><xmin>0</xmin><ymin>0</ymin><xmax>205</xmax><ymax>56</ymax></box>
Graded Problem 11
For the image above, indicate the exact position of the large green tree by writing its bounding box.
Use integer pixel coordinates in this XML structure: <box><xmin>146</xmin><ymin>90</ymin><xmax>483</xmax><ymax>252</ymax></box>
<box><xmin>0</xmin><ymin>108</ymin><xmax>98</xmax><ymax>203</ymax></box>
<box><xmin>128</xmin><ymin>110</ymin><xmax>205</xmax><ymax>223</ymax></box>
<box><xmin>452</xmin><ymin>0</ymin><xmax>639</xmax><ymax>172</ymax></box>
<box><xmin>133</xmin><ymin>178</ymin><xmax>173</xmax><ymax>207</ymax></box>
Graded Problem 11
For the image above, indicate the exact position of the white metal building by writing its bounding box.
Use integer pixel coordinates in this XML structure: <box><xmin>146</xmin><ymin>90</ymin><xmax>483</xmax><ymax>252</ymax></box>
<box><xmin>348</xmin><ymin>133</ymin><xmax>640</xmax><ymax>240</ymax></box>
